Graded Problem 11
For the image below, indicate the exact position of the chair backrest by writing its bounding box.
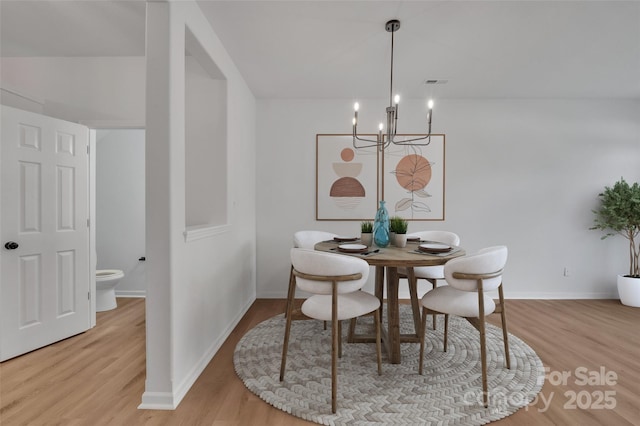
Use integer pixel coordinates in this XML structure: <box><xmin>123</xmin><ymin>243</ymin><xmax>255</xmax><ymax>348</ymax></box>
<box><xmin>293</xmin><ymin>230</ymin><xmax>338</xmax><ymax>249</ymax></box>
<box><xmin>290</xmin><ymin>248</ymin><xmax>369</xmax><ymax>295</ymax></box>
<box><xmin>406</xmin><ymin>230</ymin><xmax>460</xmax><ymax>246</ymax></box>
<box><xmin>444</xmin><ymin>246</ymin><xmax>508</xmax><ymax>292</ymax></box>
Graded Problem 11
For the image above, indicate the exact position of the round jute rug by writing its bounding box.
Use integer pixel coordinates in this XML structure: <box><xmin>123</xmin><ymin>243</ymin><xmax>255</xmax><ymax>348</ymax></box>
<box><xmin>234</xmin><ymin>305</ymin><xmax>544</xmax><ymax>425</ymax></box>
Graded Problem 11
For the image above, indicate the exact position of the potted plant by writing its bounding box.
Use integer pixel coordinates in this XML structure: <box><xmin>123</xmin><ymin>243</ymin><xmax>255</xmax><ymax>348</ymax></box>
<box><xmin>591</xmin><ymin>178</ymin><xmax>640</xmax><ymax>307</ymax></box>
<box><xmin>361</xmin><ymin>221</ymin><xmax>373</xmax><ymax>246</ymax></box>
<box><xmin>393</xmin><ymin>217</ymin><xmax>409</xmax><ymax>248</ymax></box>
<box><xmin>388</xmin><ymin>216</ymin><xmax>399</xmax><ymax>246</ymax></box>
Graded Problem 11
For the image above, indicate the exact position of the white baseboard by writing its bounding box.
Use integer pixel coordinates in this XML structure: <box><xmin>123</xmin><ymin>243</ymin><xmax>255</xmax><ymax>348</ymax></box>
<box><xmin>137</xmin><ymin>296</ymin><xmax>256</xmax><ymax>410</ymax></box>
<box><xmin>257</xmin><ymin>290</ymin><xmax>291</xmax><ymax>298</ymax></box>
<box><xmin>115</xmin><ymin>290</ymin><xmax>147</xmax><ymax>298</ymax></box>
<box><xmin>257</xmin><ymin>290</ymin><xmax>619</xmax><ymax>300</ymax></box>
<box><xmin>502</xmin><ymin>291</ymin><xmax>618</xmax><ymax>299</ymax></box>
<box><xmin>138</xmin><ymin>391</ymin><xmax>176</xmax><ymax>410</ymax></box>
<box><xmin>172</xmin><ymin>295</ymin><xmax>255</xmax><ymax>408</ymax></box>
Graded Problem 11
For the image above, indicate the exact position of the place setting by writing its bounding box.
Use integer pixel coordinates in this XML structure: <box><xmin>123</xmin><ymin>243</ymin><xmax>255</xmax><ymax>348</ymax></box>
<box><xmin>333</xmin><ymin>236</ymin><xmax>359</xmax><ymax>243</ymax></box>
<box><xmin>411</xmin><ymin>241</ymin><xmax>462</xmax><ymax>256</ymax></box>
<box><xmin>319</xmin><ymin>236</ymin><xmax>379</xmax><ymax>256</ymax></box>
<box><xmin>331</xmin><ymin>242</ymin><xmax>380</xmax><ymax>256</ymax></box>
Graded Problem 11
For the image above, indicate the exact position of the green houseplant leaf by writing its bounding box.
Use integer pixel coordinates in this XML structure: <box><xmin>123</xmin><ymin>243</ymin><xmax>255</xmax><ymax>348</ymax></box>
<box><xmin>591</xmin><ymin>178</ymin><xmax>640</xmax><ymax>277</ymax></box>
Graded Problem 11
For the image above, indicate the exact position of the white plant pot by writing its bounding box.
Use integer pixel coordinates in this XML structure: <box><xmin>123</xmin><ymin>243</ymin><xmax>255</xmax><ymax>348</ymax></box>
<box><xmin>396</xmin><ymin>234</ymin><xmax>408</xmax><ymax>248</ymax></box>
<box><xmin>617</xmin><ymin>275</ymin><xmax>640</xmax><ymax>307</ymax></box>
<box><xmin>361</xmin><ymin>233</ymin><xmax>373</xmax><ymax>247</ymax></box>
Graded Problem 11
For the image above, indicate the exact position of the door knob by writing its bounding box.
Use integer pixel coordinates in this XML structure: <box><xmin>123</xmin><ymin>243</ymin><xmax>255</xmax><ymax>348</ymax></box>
<box><xmin>4</xmin><ymin>241</ymin><xmax>19</xmax><ymax>250</ymax></box>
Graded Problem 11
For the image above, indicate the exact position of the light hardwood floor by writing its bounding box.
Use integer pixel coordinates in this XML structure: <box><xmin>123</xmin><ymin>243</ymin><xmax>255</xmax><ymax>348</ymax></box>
<box><xmin>1</xmin><ymin>298</ymin><xmax>639</xmax><ymax>425</ymax></box>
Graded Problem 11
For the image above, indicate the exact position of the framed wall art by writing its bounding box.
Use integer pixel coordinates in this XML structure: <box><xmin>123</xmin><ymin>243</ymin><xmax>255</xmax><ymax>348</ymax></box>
<box><xmin>382</xmin><ymin>134</ymin><xmax>445</xmax><ymax>221</ymax></box>
<box><xmin>316</xmin><ymin>134</ymin><xmax>379</xmax><ymax>220</ymax></box>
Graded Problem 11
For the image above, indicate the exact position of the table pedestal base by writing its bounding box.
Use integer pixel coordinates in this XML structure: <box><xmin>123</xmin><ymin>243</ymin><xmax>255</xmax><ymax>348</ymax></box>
<box><xmin>349</xmin><ymin>266</ymin><xmax>423</xmax><ymax>364</ymax></box>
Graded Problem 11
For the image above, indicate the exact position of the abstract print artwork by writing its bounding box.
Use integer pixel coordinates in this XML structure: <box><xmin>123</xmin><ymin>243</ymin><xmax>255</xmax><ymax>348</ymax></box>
<box><xmin>316</xmin><ymin>134</ymin><xmax>378</xmax><ymax>220</ymax></box>
<box><xmin>383</xmin><ymin>134</ymin><xmax>445</xmax><ymax>220</ymax></box>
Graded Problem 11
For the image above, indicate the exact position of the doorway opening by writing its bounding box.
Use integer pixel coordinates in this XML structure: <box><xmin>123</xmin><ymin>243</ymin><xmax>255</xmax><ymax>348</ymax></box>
<box><xmin>92</xmin><ymin>128</ymin><xmax>146</xmax><ymax>317</ymax></box>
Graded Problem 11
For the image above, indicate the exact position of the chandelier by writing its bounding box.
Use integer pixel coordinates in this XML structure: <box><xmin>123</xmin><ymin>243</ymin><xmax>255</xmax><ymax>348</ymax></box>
<box><xmin>352</xmin><ymin>19</ymin><xmax>434</xmax><ymax>150</ymax></box>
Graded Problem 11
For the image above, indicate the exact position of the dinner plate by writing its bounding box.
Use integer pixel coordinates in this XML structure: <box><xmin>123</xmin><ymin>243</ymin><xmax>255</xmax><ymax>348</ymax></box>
<box><xmin>418</xmin><ymin>243</ymin><xmax>452</xmax><ymax>253</ymax></box>
<box><xmin>337</xmin><ymin>243</ymin><xmax>368</xmax><ymax>253</ymax></box>
<box><xmin>334</xmin><ymin>236</ymin><xmax>358</xmax><ymax>242</ymax></box>
<box><xmin>406</xmin><ymin>236</ymin><xmax>421</xmax><ymax>242</ymax></box>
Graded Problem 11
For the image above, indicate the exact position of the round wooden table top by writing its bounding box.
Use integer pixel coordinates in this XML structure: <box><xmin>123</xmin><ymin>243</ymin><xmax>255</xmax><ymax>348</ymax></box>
<box><xmin>314</xmin><ymin>240</ymin><xmax>465</xmax><ymax>268</ymax></box>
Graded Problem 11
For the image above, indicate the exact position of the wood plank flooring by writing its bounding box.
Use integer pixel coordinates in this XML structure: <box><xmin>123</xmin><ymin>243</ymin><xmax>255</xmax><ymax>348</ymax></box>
<box><xmin>1</xmin><ymin>298</ymin><xmax>639</xmax><ymax>425</ymax></box>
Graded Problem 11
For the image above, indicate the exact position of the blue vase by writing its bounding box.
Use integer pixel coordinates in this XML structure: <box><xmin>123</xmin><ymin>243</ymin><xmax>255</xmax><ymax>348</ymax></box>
<box><xmin>373</xmin><ymin>200</ymin><xmax>390</xmax><ymax>248</ymax></box>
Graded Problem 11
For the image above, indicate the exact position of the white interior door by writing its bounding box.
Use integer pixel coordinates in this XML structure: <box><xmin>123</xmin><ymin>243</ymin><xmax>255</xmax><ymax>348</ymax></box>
<box><xmin>1</xmin><ymin>105</ymin><xmax>90</xmax><ymax>361</ymax></box>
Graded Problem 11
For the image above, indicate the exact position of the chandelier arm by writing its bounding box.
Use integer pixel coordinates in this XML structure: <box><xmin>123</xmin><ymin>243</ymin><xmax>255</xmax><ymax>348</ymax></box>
<box><xmin>353</xmin><ymin>140</ymin><xmax>386</xmax><ymax>149</ymax></box>
<box><xmin>391</xmin><ymin>134</ymin><xmax>433</xmax><ymax>146</ymax></box>
<box><xmin>353</xmin><ymin>142</ymin><xmax>381</xmax><ymax>149</ymax></box>
<box><xmin>353</xmin><ymin>133</ymin><xmax>381</xmax><ymax>144</ymax></box>
<box><xmin>353</xmin><ymin>133</ymin><xmax>386</xmax><ymax>149</ymax></box>
<box><xmin>393</xmin><ymin>112</ymin><xmax>398</xmax><ymax>137</ymax></box>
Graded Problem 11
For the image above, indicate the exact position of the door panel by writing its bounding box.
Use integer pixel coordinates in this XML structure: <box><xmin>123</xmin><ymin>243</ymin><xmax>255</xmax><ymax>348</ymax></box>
<box><xmin>1</xmin><ymin>105</ymin><xmax>90</xmax><ymax>361</ymax></box>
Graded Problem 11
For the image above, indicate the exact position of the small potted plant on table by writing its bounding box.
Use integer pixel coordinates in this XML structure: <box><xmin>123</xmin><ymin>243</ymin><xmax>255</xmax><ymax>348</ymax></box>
<box><xmin>389</xmin><ymin>216</ymin><xmax>402</xmax><ymax>246</ymax></box>
<box><xmin>393</xmin><ymin>217</ymin><xmax>409</xmax><ymax>248</ymax></box>
<box><xmin>361</xmin><ymin>221</ymin><xmax>373</xmax><ymax>246</ymax></box>
<box><xmin>591</xmin><ymin>178</ymin><xmax>640</xmax><ymax>307</ymax></box>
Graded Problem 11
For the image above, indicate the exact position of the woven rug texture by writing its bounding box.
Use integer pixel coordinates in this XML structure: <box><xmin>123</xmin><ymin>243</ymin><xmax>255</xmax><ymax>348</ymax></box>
<box><xmin>234</xmin><ymin>305</ymin><xmax>545</xmax><ymax>425</ymax></box>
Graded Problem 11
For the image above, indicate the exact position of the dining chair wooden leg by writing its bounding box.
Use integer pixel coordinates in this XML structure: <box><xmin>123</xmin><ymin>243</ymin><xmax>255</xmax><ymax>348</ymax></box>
<box><xmin>478</xmin><ymin>285</ymin><xmax>488</xmax><ymax>408</ymax></box>
<box><xmin>375</xmin><ymin>310</ymin><xmax>382</xmax><ymax>376</ymax></box>
<box><xmin>406</xmin><ymin>268</ymin><xmax>422</xmax><ymax>337</ymax></box>
<box><xmin>479</xmin><ymin>316</ymin><xmax>489</xmax><ymax>408</ymax></box>
<box><xmin>338</xmin><ymin>320</ymin><xmax>343</xmax><ymax>359</ymax></box>
<box><xmin>498</xmin><ymin>284</ymin><xmax>511</xmax><ymax>369</ymax></box>
<box><xmin>280</xmin><ymin>275</ymin><xmax>297</xmax><ymax>382</ymax></box>
<box><xmin>419</xmin><ymin>306</ymin><xmax>428</xmax><ymax>375</ymax></box>
<box><xmin>347</xmin><ymin>318</ymin><xmax>357</xmax><ymax>343</ymax></box>
<box><xmin>443</xmin><ymin>314</ymin><xmax>449</xmax><ymax>352</ymax></box>
<box><xmin>374</xmin><ymin>266</ymin><xmax>384</xmax><ymax>323</ymax></box>
<box><xmin>427</xmin><ymin>278</ymin><xmax>437</xmax><ymax>330</ymax></box>
<box><xmin>331</xmin><ymin>281</ymin><xmax>338</xmax><ymax>414</ymax></box>
<box><xmin>331</xmin><ymin>318</ymin><xmax>338</xmax><ymax>413</ymax></box>
<box><xmin>284</xmin><ymin>265</ymin><xmax>295</xmax><ymax>318</ymax></box>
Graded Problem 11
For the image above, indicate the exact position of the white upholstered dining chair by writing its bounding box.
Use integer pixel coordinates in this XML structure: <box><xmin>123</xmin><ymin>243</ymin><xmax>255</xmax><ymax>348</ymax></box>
<box><xmin>281</xmin><ymin>248</ymin><xmax>382</xmax><ymax>414</ymax></box>
<box><xmin>418</xmin><ymin>246</ymin><xmax>510</xmax><ymax>408</ymax></box>
<box><xmin>285</xmin><ymin>231</ymin><xmax>338</xmax><ymax>317</ymax></box>
<box><xmin>398</xmin><ymin>231</ymin><xmax>460</xmax><ymax>330</ymax></box>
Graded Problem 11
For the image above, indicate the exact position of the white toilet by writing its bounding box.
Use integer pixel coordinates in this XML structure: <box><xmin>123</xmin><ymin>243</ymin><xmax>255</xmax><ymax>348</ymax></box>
<box><xmin>95</xmin><ymin>269</ymin><xmax>124</xmax><ymax>312</ymax></box>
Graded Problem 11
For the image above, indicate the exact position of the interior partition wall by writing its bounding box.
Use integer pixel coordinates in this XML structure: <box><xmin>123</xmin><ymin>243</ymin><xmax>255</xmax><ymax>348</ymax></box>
<box><xmin>143</xmin><ymin>1</ymin><xmax>256</xmax><ymax>409</ymax></box>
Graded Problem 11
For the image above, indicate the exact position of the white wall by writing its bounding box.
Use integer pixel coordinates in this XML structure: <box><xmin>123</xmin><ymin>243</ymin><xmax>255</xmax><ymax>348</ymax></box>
<box><xmin>0</xmin><ymin>57</ymin><xmax>145</xmax><ymax>126</ymax></box>
<box><xmin>144</xmin><ymin>1</ymin><xmax>256</xmax><ymax>409</ymax></box>
<box><xmin>185</xmin><ymin>55</ymin><xmax>227</xmax><ymax>228</ymax></box>
<box><xmin>96</xmin><ymin>129</ymin><xmax>146</xmax><ymax>297</ymax></box>
<box><xmin>256</xmin><ymin>98</ymin><xmax>640</xmax><ymax>300</ymax></box>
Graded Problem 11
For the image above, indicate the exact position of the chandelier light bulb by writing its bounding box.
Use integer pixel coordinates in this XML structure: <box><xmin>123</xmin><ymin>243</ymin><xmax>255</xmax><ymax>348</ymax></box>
<box><xmin>428</xmin><ymin>99</ymin><xmax>434</xmax><ymax>109</ymax></box>
<box><xmin>394</xmin><ymin>94</ymin><xmax>400</xmax><ymax>105</ymax></box>
<box><xmin>379</xmin><ymin>123</ymin><xmax>384</xmax><ymax>131</ymax></box>
<box><xmin>354</xmin><ymin>102</ymin><xmax>360</xmax><ymax>112</ymax></box>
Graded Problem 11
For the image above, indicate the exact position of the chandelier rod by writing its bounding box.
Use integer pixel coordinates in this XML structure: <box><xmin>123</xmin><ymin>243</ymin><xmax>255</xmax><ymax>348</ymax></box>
<box><xmin>389</xmin><ymin>26</ymin><xmax>394</xmax><ymax>108</ymax></box>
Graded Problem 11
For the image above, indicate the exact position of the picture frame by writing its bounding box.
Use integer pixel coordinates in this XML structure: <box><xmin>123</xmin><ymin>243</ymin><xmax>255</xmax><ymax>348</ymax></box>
<box><xmin>382</xmin><ymin>134</ymin><xmax>445</xmax><ymax>221</ymax></box>
<box><xmin>316</xmin><ymin>134</ymin><xmax>379</xmax><ymax>220</ymax></box>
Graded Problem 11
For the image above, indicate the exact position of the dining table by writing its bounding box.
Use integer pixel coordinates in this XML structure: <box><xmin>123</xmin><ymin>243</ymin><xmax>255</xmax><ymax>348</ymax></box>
<box><xmin>314</xmin><ymin>239</ymin><xmax>465</xmax><ymax>364</ymax></box>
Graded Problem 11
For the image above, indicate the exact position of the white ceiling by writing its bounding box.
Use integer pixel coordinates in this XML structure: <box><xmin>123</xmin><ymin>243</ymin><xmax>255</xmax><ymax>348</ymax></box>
<box><xmin>1</xmin><ymin>1</ymin><xmax>639</xmax><ymax>100</ymax></box>
<box><xmin>0</xmin><ymin>1</ymin><xmax>146</xmax><ymax>57</ymax></box>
